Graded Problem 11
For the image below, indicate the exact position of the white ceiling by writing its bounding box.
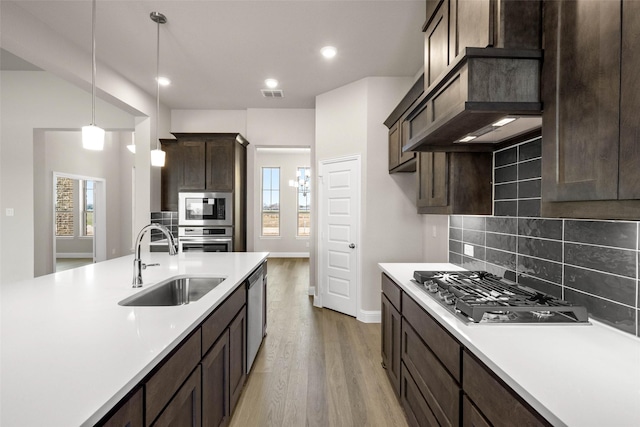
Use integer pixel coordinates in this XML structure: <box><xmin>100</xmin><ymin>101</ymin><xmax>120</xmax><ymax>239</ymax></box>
<box><xmin>2</xmin><ymin>0</ymin><xmax>425</xmax><ymax>110</ymax></box>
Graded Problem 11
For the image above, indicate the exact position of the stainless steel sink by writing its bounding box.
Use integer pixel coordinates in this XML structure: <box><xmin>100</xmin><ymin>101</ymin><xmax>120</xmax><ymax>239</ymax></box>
<box><xmin>119</xmin><ymin>276</ymin><xmax>226</xmax><ymax>306</ymax></box>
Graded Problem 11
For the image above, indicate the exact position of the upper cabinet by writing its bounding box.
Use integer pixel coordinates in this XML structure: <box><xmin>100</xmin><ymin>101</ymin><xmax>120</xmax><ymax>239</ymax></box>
<box><xmin>160</xmin><ymin>133</ymin><xmax>249</xmax><ymax>212</ymax></box>
<box><xmin>404</xmin><ymin>0</ymin><xmax>543</xmax><ymax>152</ymax></box>
<box><xmin>541</xmin><ymin>0</ymin><xmax>640</xmax><ymax>219</ymax></box>
<box><xmin>384</xmin><ymin>75</ymin><xmax>424</xmax><ymax>173</ymax></box>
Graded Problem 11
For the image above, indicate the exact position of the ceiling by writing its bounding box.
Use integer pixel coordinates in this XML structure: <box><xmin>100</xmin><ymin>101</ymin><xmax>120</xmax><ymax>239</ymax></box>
<box><xmin>2</xmin><ymin>0</ymin><xmax>425</xmax><ymax>110</ymax></box>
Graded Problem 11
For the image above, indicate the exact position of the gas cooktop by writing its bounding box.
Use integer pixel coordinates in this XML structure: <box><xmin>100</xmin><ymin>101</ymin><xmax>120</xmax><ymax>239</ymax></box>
<box><xmin>412</xmin><ymin>270</ymin><xmax>589</xmax><ymax>324</ymax></box>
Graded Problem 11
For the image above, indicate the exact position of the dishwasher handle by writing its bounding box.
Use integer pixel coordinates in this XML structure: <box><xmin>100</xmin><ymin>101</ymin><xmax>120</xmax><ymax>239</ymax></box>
<box><xmin>247</xmin><ymin>264</ymin><xmax>264</xmax><ymax>288</ymax></box>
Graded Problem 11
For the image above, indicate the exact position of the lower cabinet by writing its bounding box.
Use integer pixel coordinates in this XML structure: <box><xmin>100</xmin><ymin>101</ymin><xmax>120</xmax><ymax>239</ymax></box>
<box><xmin>229</xmin><ymin>307</ymin><xmax>247</xmax><ymax>413</ymax></box>
<box><xmin>152</xmin><ymin>365</ymin><xmax>202</xmax><ymax>427</ymax></box>
<box><xmin>381</xmin><ymin>273</ymin><xmax>551</xmax><ymax>427</ymax></box>
<box><xmin>381</xmin><ymin>294</ymin><xmax>401</xmax><ymax>395</ymax></box>
<box><xmin>202</xmin><ymin>330</ymin><xmax>230</xmax><ymax>427</ymax></box>
<box><xmin>97</xmin><ymin>277</ymin><xmax>258</xmax><ymax>427</ymax></box>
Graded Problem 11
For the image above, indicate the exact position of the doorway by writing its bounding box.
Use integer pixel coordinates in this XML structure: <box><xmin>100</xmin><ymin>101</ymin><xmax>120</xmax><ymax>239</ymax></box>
<box><xmin>317</xmin><ymin>155</ymin><xmax>361</xmax><ymax>317</ymax></box>
<box><xmin>52</xmin><ymin>172</ymin><xmax>107</xmax><ymax>272</ymax></box>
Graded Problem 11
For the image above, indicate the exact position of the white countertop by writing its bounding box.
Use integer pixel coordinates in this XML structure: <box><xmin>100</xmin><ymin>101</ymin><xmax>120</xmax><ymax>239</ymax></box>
<box><xmin>0</xmin><ymin>251</ymin><xmax>268</xmax><ymax>427</ymax></box>
<box><xmin>379</xmin><ymin>263</ymin><xmax>640</xmax><ymax>427</ymax></box>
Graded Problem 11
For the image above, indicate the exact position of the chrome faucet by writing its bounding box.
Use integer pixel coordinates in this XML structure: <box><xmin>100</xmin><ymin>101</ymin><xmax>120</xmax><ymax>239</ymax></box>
<box><xmin>132</xmin><ymin>223</ymin><xmax>178</xmax><ymax>287</ymax></box>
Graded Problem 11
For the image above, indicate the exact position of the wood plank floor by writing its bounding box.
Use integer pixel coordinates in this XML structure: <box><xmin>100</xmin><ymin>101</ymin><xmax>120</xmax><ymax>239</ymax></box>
<box><xmin>230</xmin><ymin>258</ymin><xmax>408</xmax><ymax>427</ymax></box>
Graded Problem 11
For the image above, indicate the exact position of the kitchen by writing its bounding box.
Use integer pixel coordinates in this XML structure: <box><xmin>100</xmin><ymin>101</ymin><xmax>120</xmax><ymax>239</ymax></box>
<box><xmin>2</xmin><ymin>0</ymin><xmax>640</xmax><ymax>426</ymax></box>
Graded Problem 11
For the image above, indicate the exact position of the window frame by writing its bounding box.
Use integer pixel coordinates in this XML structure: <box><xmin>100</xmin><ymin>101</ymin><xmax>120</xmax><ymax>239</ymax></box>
<box><xmin>261</xmin><ymin>167</ymin><xmax>281</xmax><ymax>237</ymax></box>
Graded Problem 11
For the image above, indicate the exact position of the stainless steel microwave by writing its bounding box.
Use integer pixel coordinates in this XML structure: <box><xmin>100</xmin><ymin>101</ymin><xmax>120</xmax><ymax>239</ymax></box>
<box><xmin>178</xmin><ymin>192</ymin><xmax>233</xmax><ymax>226</ymax></box>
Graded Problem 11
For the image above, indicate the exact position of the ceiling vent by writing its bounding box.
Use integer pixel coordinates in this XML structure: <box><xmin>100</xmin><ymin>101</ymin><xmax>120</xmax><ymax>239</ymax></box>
<box><xmin>261</xmin><ymin>89</ymin><xmax>284</xmax><ymax>98</ymax></box>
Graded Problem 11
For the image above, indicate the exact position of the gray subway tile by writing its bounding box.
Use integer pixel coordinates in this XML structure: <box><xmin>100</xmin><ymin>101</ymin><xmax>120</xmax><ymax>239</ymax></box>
<box><xmin>518</xmin><ymin>158</ymin><xmax>541</xmax><ymax>180</ymax></box>
<box><xmin>518</xmin><ymin>199</ymin><xmax>541</xmax><ymax>218</ymax></box>
<box><xmin>449</xmin><ymin>252</ymin><xmax>463</xmax><ymax>265</ymax></box>
<box><xmin>517</xmin><ymin>255</ymin><xmax>562</xmax><ymax>285</ymax></box>
<box><xmin>517</xmin><ymin>274</ymin><xmax>562</xmax><ymax>299</ymax></box>
<box><xmin>485</xmin><ymin>263</ymin><xmax>511</xmax><ymax>278</ymax></box>
<box><xmin>495</xmin><ymin>201</ymin><xmax>517</xmax><ymax>217</ymax></box>
<box><xmin>565</xmin><ymin>220</ymin><xmax>637</xmax><ymax>250</ymax></box>
<box><xmin>564</xmin><ymin>265</ymin><xmax>636</xmax><ymax>306</ymax></box>
<box><xmin>449</xmin><ymin>239</ymin><xmax>462</xmax><ymax>255</ymax></box>
<box><xmin>450</xmin><ymin>215</ymin><xmax>463</xmax><ymax>228</ymax></box>
<box><xmin>518</xmin><ymin>138</ymin><xmax>542</xmax><ymax>161</ymax></box>
<box><xmin>495</xmin><ymin>183</ymin><xmax>517</xmax><ymax>200</ymax></box>
<box><xmin>495</xmin><ymin>146</ymin><xmax>517</xmax><ymax>167</ymax></box>
<box><xmin>518</xmin><ymin>179</ymin><xmax>541</xmax><ymax>198</ymax></box>
<box><xmin>486</xmin><ymin>217</ymin><xmax>517</xmax><ymax>234</ymax></box>
<box><xmin>486</xmin><ymin>232</ymin><xmax>516</xmax><ymax>252</ymax></box>
<box><xmin>564</xmin><ymin>289</ymin><xmax>636</xmax><ymax>335</ymax></box>
<box><xmin>463</xmin><ymin>216</ymin><xmax>486</xmax><ymax>231</ymax></box>
<box><xmin>449</xmin><ymin>227</ymin><xmax>462</xmax><ymax>241</ymax></box>
<box><xmin>518</xmin><ymin>236</ymin><xmax>562</xmax><ymax>262</ymax></box>
<box><xmin>518</xmin><ymin>218</ymin><xmax>563</xmax><ymax>240</ymax></box>
<box><xmin>485</xmin><ymin>248</ymin><xmax>516</xmax><ymax>270</ymax></box>
<box><xmin>462</xmin><ymin>256</ymin><xmax>485</xmax><ymax>271</ymax></box>
<box><xmin>463</xmin><ymin>229</ymin><xmax>485</xmax><ymax>246</ymax></box>
<box><xmin>564</xmin><ymin>242</ymin><xmax>636</xmax><ymax>278</ymax></box>
<box><xmin>495</xmin><ymin>164</ymin><xmax>517</xmax><ymax>183</ymax></box>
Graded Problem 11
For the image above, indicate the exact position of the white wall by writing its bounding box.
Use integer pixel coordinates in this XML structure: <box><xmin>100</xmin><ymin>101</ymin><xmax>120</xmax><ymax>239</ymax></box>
<box><xmin>254</xmin><ymin>149</ymin><xmax>310</xmax><ymax>255</ymax></box>
<box><xmin>33</xmin><ymin>130</ymin><xmax>135</xmax><ymax>277</ymax></box>
<box><xmin>0</xmin><ymin>71</ymin><xmax>135</xmax><ymax>283</ymax></box>
<box><xmin>315</xmin><ymin>76</ymin><xmax>447</xmax><ymax>315</ymax></box>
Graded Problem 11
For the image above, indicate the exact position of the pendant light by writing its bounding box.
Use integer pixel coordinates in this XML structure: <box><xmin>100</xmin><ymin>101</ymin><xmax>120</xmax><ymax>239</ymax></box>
<box><xmin>82</xmin><ymin>0</ymin><xmax>105</xmax><ymax>150</ymax></box>
<box><xmin>150</xmin><ymin>11</ymin><xmax>167</xmax><ymax>167</ymax></box>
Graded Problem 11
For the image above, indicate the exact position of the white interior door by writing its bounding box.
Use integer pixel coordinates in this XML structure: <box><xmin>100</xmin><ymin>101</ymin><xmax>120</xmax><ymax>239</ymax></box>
<box><xmin>318</xmin><ymin>156</ymin><xmax>360</xmax><ymax>317</ymax></box>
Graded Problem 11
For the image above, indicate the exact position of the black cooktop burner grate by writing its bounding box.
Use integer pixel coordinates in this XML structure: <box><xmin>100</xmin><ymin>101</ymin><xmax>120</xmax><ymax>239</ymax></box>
<box><xmin>412</xmin><ymin>271</ymin><xmax>589</xmax><ymax>324</ymax></box>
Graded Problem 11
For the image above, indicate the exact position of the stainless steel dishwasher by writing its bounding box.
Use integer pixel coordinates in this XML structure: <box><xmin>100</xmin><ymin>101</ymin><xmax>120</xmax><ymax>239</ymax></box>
<box><xmin>246</xmin><ymin>263</ymin><xmax>264</xmax><ymax>373</ymax></box>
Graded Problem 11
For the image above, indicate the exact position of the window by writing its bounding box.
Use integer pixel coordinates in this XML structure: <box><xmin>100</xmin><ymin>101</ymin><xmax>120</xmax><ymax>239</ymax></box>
<box><xmin>261</xmin><ymin>167</ymin><xmax>280</xmax><ymax>236</ymax></box>
<box><xmin>81</xmin><ymin>180</ymin><xmax>94</xmax><ymax>237</ymax></box>
<box><xmin>55</xmin><ymin>177</ymin><xmax>74</xmax><ymax>237</ymax></box>
<box><xmin>296</xmin><ymin>167</ymin><xmax>311</xmax><ymax>237</ymax></box>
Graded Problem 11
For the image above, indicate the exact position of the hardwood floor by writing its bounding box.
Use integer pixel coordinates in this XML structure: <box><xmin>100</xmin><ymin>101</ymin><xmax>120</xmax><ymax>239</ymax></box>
<box><xmin>230</xmin><ymin>258</ymin><xmax>408</xmax><ymax>427</ymax></box>
<box><xmin>56</xmin><ymin>257</ymin><xmax>93</xmax><ymax>272</ymax></box>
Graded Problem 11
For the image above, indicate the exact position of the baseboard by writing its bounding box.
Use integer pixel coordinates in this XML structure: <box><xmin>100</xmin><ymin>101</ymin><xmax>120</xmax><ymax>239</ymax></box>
<box><xmin>357</xmin><ymin>309</ymin><xmax>381</xmax><ymax>324</ymax></box>
<box><xmin>267</xmin><ymin>252</ymin><xmax>310</xmax><ymax>258</ymax></box>
<box><xmin>56</xmin><ymin>253</ymin><xmax>93</xmax><ymax>259</ymax></box>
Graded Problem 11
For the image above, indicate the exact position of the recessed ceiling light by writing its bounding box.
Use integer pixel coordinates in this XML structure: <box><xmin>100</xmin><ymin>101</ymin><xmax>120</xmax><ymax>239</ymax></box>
<box><xmin>492</xmin><ymin>117</ymin><xmax>517</xmax><ymax>127</ymax></box>
<box><xmin>265</xmin><ymin>78</ymin><xmax>278</xmax><ymax>89</ymax></box>
<box><xmin>321</xmin><ymin>46</ymin><xmax>337</xmax><ymax>59</ymax></box>
<box><xmin>156</xmin><ymin>76</ymin><xmax>171</xmax><ymax>86</ymax></box>
<box><xmin>459</xmin><ymin>136</ymin><xmax>477</xmax><ymax>142</ymax></box>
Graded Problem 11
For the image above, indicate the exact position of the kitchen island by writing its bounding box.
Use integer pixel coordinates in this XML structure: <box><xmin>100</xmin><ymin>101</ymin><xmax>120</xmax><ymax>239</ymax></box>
<box><xmin>379</xmin><ymin>263</ymin><xmax>640</xmax><ymax>427</ymax></box>
<box><xmin>0</xmin><ymin>251</ymin><xmax>268</xmax><ymax>426</ymax></box>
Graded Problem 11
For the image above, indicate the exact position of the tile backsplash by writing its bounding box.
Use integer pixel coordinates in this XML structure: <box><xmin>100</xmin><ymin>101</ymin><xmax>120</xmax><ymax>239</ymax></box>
<box><xmin>449</xmin><ymin>138</ymin><xmax>640</xmax><ymax>338</ymax></box>
<box><xmin>150</xmin><ymin>211</ymin><xmax>178</xmax><ymax>241</ymax></box>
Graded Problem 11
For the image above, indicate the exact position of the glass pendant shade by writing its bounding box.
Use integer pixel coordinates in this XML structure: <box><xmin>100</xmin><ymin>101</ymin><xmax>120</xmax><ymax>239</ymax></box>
<box><xmin>82</xmin><ymin>124</ymin><xmax>105</xmax><ymax>150</ymax></box>
<box><xmin>150</xmin><ymin>148</ymin><xmax>166</xmax><ymax>167</ymax></box>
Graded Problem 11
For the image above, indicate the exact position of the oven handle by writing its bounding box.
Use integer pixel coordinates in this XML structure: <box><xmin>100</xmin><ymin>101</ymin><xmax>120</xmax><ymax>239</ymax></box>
<box><xmin>179</xmin><ymin>237</ymin><xmax>233</xmax><ymax>243</ymax></box>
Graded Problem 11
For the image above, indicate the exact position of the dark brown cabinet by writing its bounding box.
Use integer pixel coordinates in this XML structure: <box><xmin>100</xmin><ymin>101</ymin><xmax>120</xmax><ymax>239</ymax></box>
<box><xmin>542</xmin><ymin>0</ymin><xmax>640</xmax><ymax>219</ymax></box>
<box><xmin>160</xmin><ymin>133</ymin><xmax>248</xmax><ymax>210</ymax></box>
<box><xmin>151</xmin><ymin>365</ymin><xmax>202</xmax><ymax>427</ymax></box>
<box><xmin>384</xmin><ymin>75</ymin><xmax>423</xmax><ymax>173</ymax></box>
<box><xmin>99</xmin><ymin>388</ymin><xmax>143</xmax><ymax>427</ymax></box>
<box><xmin>229</xmin><ymin>307</ymin><xmax>247</xmax><ymax>414</ymax></box>
<box><xmin>416</xmin><ymin>151</ymin><xmax>492</xmax><ymax>215</ymax></box>
<box><xmin>382</xmin><ymin>273</ymin><xmax>550</xmax><ymax>427</ymax></box>
<box><xmin>381</xmin><ymin>294</ymin><xmax>401</xmax><ymax>395</ymax></box>
<box><xmin>202</xmin><ymin>330</ymin><xmax>230</xmax><ymax>427</ymax></box>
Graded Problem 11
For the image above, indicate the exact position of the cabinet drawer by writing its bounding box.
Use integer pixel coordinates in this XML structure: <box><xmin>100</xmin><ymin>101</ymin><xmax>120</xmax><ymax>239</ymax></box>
<box><xmin>402</xmin><ymin>293</ymin><xmax>461</xmax><ymax>381</ymax></box>
<box><xmin>402</xmin><ymin>319</ymin><xmax>460</xmax><ymax>427</ymax></box>
<box><xmin>462</xmin><ymin>395</ymin><xmax>491</xmax><ymax>427</ymax></box>
<box><xmin>202</xmin><ymin>284</ymin><xmax>246</xmax><ymax>357</ymax></box>
<box><xmin>462</xmin><ymin>351</ymin><xmax>550</xmax><ymax>427</ymax></box>
<box><xmin>146</xmin><ymin>330</ymin><xmax>201</xmax><ymax>425</ymax></box>
<box><xmin>401</xmin><ymin>363</ymin><xmax>439</xmax><ymax>427</ymax></box>
<box><xmin>381</xmin><ymin>273</ymin><xmax>402</xmax><ymax>311</ymax></box>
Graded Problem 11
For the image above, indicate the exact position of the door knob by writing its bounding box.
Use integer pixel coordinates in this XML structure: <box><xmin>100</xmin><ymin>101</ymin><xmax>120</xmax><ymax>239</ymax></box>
<box><xmin>349</xmin><ymin>243</ymin><xmax>356</xmax><ymax>249</ymax></box>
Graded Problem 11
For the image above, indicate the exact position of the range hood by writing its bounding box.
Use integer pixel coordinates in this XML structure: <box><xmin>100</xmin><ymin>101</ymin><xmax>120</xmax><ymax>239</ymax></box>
<box><xmin>403</xmin><ymin>48</ymin><xmax>543</xmax><ymax>152</ymax></box>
